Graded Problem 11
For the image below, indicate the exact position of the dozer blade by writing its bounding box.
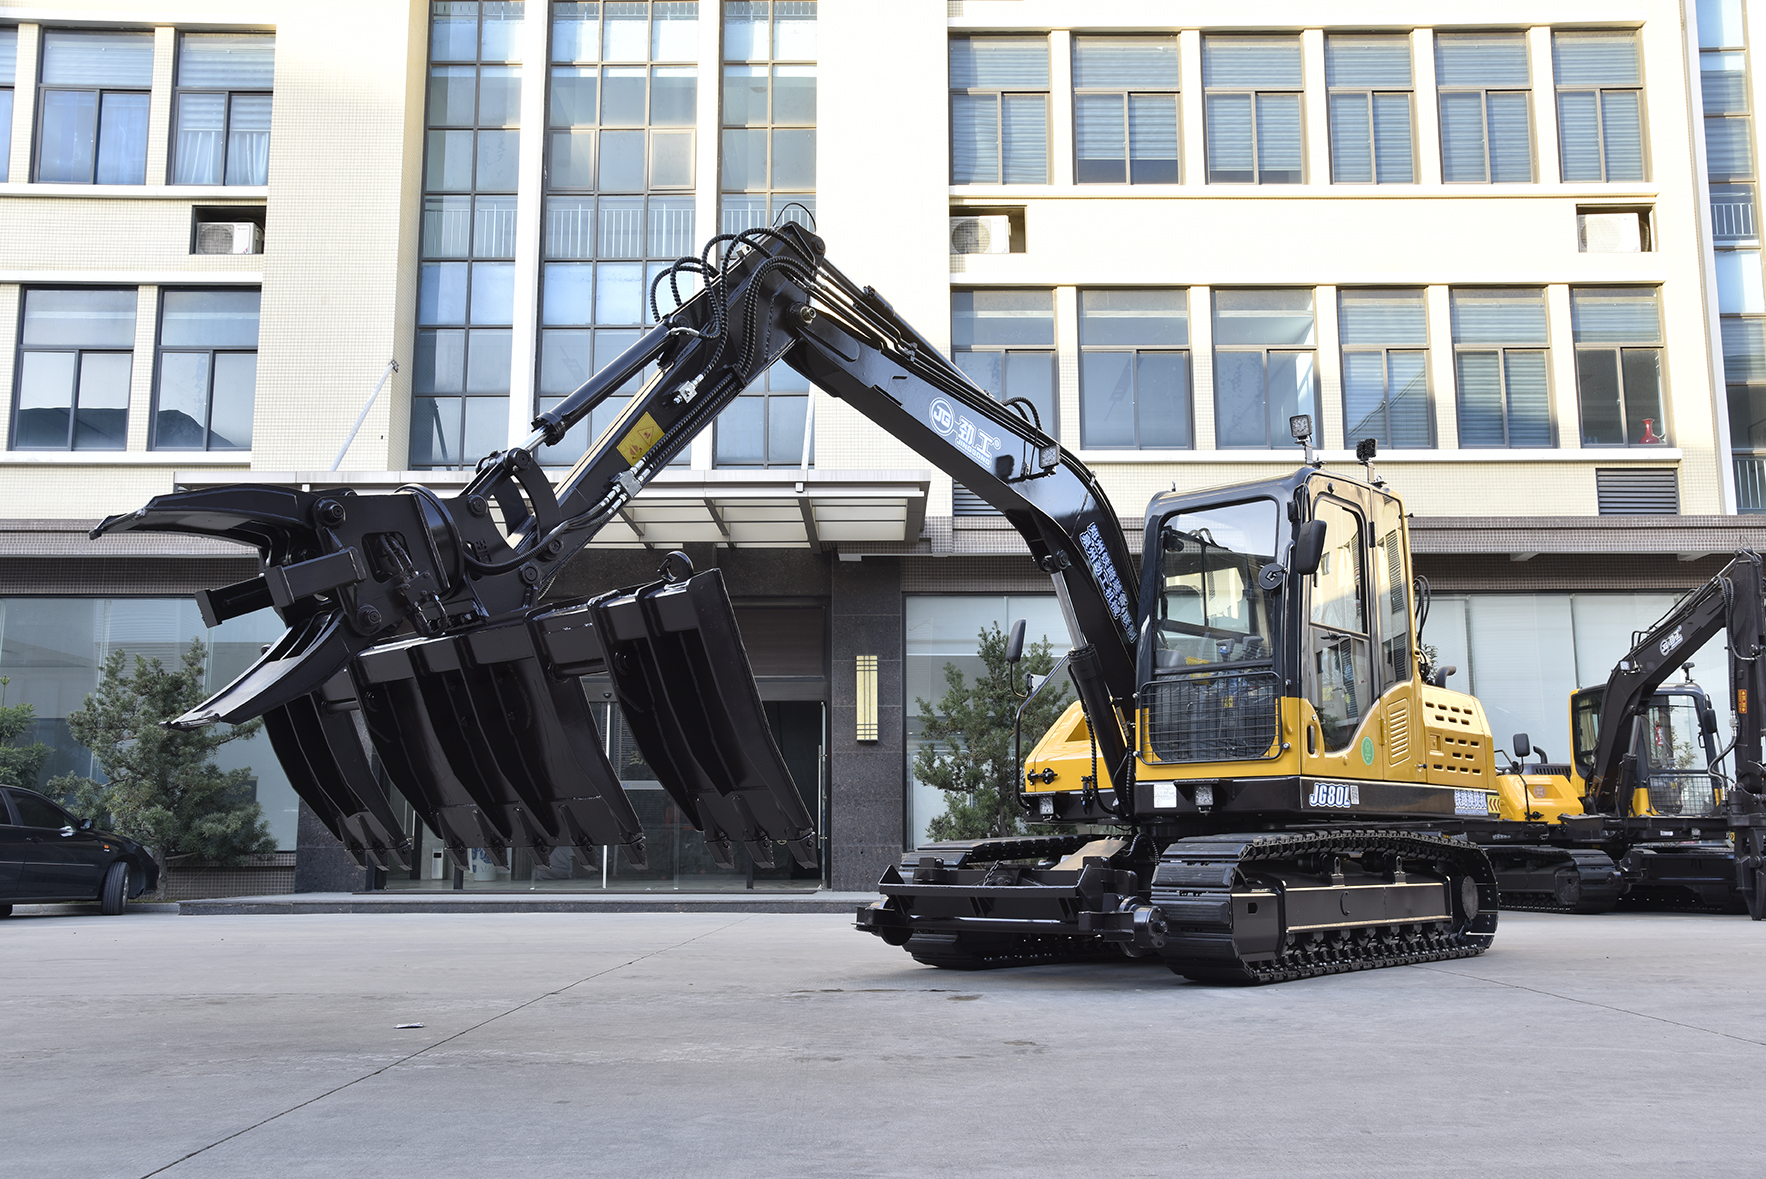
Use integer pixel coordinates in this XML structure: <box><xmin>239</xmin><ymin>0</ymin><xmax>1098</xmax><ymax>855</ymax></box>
<box><xmin>566</xmin><ymin>566</ymin><xmax>818</xmax><ymax>871</ymax></box>
<box><xmin>350</xmin><ymin>620</ymin><xmax>650</xmax><ymax>872</ymax></box>
<box><xmin>259</xmin><ymin>672</ymin><xmax>413</xmax><ymax>871</ymax></box>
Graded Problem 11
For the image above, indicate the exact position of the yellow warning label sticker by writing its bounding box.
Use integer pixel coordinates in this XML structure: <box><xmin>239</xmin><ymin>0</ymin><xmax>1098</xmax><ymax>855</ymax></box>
<box><xmin>616</xmin><ymin>413</ymin><xmax>664</xmax><ymax>465</ymax></box>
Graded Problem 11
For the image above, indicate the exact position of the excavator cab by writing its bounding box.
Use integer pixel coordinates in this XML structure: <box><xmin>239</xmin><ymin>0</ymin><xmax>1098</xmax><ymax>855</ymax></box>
<box><xmin>1571</xmin><ymin>682</ymin><xmax>1725</xmax><ymax>819</ymax></box>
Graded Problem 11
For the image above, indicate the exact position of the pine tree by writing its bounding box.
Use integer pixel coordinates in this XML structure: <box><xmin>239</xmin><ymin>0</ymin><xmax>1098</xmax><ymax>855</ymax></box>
<box><xmin>915</xmin><ymin>622</ymin><xmax>1070</xmax><ymax>841</ymax></box>
<box><xmin>0</xmin><ymin>676</ymin><xmax>51</xmax><ymax>788</ymax></box>
<box><xmin>52</xmin><ymin>639</ymin><xmax>274</xmax><ymax>894</ymax></box>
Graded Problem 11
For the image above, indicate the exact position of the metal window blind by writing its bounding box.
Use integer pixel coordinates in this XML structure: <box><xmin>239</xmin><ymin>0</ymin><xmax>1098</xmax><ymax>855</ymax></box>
<box><xmin>1601</xmin><ymin>91</ymin><xmax>1644</xmax><ymax>180</ymax></box>
<box><xmin>1439</xmin><ymin>91</ymin><xmax>1488</xmax><ymax>180</ymax></box>
<box><xmin>1705</xmin><ymin>117</ymin><xmax>1754</xmax><ymax>178</ymax></box>
<box><xmin>1339</xmin><ymin>289</ymin><xmax>1426</xmax><ymax>344</ymax></box>
<box><xmin>0</xmin><ymin>27</ymin><xmax>16</xmax><ymax>86</ymax></box>
<box><xmin>1570</xmin><ymin>288</ymin><xmax>1661</xmax><ymax>343</ymax></box>
<box><xmin>1552</xmin><ymin>32</ymin><xmax>1639</xmax><ymax>85</ymax></box>
<box><xmin>1001</xmin><ymin>94</ymin><xmax>1048</xmax><ymax>182</ymax></box>
<box><xmin>1079</xmin><ymin>289</ymin><xmax>1188</xmax><ymax>346</ymax></box>
<box><xmin>42</xmin><ymin>30</ymin><xmax>155</xmax><ymax>87</ymax></box>
<box><xmin>1722</xmin><ymin>318</ymin><xmax>1766</xmax><ymax>381</ymax></box>
<box><xmin>178</xmin><ymin>33</ymin><xmax>276</xmax><ymax>88</ymax></box>
<box><xmin>951</xmin><ymin>37</ymin><xmax>1049</xmax><ymax>88</ymax></box>
<box><xmin>1558</xmin><ymin>91</ymin><xmax>1602</xmax><ymax>180</ymax></box>
<box><xmin>1203</xmin><ymin>37</ymin><xmax>1302</xmax><ymax>88</ymax></box>
<box><xmin>1703</xmin><ymin>54</ymin><xmax>1748</xmax><ymax>114</ymax></box>
<box><xmin>1074</xmin><ymin>37</ymin><xmax>1178</xmax><ymax>88</ymax></box>
<box><xmin>1330</xmin><ymin>93</ymin><xmax>1372</xmax><ymax>180</ymax></box>
<box><xmin>1504</xmin><ymin>352</ymin><xmax>1552</xmax><ymax>444</ymax></box>
<box><xmin>1256</xmin><ymin>93</ymin><xmax>1302</xmax><ymax>176</ymax></box>
<box><xmin>1452</xmin><ymin>290</ymin><xmax>1547</xmax><ymax>344</ymax></box>
<box><xmin>1206</xmin><ymin>93</ymin><xmax>1253</xmax><ymax>173</ymax></box>
<box><xmin>1373</xmin><ymin>94</ymin><xmax>1413</xmax><ymax>182</ymax></box>
<box><xmin>1075</xmin><ymin>93</ymin><xmax>1124</xmax><ymax>160</ymax></box>
<box><xmin>1456</xmin><ymin>352</ymin><xmax>1508</xmax><ymax>445</ymax></box>
<box><xmin>1435</xmin><ymin>33</ymin><xmax>1529</xmax><ymax>86</ymax></box>
<box><xmin>1128</xmin><ymin>95</ymin><xmax>1178</xmax><ymax>163</ymax></box>
<box><xmin>1487</xmin><ymin>92</ymin><xmax>1532</xmax><ymax>181</ymax></box>
<box><xmin>1325</xmin><ymin>35</ymin><xmax>1411</xmax><ymax>87</ymax></box>
<box><xmin>951</xmin><ymin>93</ymin><xmax>997</xmax><ymax>182</ymax></box>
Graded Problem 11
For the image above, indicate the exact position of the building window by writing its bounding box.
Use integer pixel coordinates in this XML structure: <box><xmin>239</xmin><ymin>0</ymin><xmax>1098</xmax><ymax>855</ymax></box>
<box><xmin>1571</xmin><ymin>288</ymin><xmax>1664</xmax><ymax>447</ymax></box>
<box><xmin>719</xmin><ymin>2</ymin><xmax>815</xmax><ymax>467</ymax></box>
<box><xmin>0</xmin><ymin>28</ymin><xmax>17</xmax><ymax>182</ymax></box>
<box><xmin>12</xmin><ymin>288</ymin><xmax>136</xmax><ymax>451</ymax></box>
<box><xmin>1325</xmin><ymin>34</ymin><xmax>1414</xmax><ymax>183</ymax></box>
<box><xmin>1435</xmin><ymin>32</ymin><xmax>1533</xmax><ymax>183</ymax></box>
<box><xmin>1553</xmin><ymin>31</ymin><xmax>1644</xmax><ymax>183</ymax></box>
<box><xmin>952</xmin><ymin>290</ymin><xmax>1056</xmax><ymax>437</ymax></box>
<box><xmin>35</xmin><ymin>30</ymin><xmax>154</xmax><ymax>184</ymax></box>
<box><xmin>413</xmin><ymin>0</ymin><xmax>526</xmax><ymax>470</ymax></box>
<box><xmin>1703</xmin><ymin>9</ymin><xmax>1755</xmax><ymax>243</ymax></box>
<box><xmin>1451</xmin><ymin>288</ymin><xmax>1552</xmax><ymax>448</ymax></box>
<box><xmin>1078</xmin><ymin>289</ymin><xmax>1189</xmax><ymax>448</ymax></box>
<box><xmin>1202</xmin><ymin>35</ymin><xmax>1303</xmax><ymax>184</ymax></box>
<box><xmin>537</xmin><ymin>1</ymin><xmax>699</xmax><ymax>467</ymax></box>
<box><xmin>1072</xmin><ymin>36</ymin><xmax>1179</xmax><ymax>184</ymax></box>
<box><xmin>1339</xmin><ymin>289</ymin><xmax>1431</xmax><ymax>448</ymax></box>
<box><xmin>1212</xmin><ymin>289</ymin><xmax>1316</xmax><ymax>448</ymax></box>
<box><xmin>152</xmin><ymin>289</ymin><xmax>260</xmax><ymax>450</ymax></box>
<box><xmin>950</xmin><ymin>36</ymin><xmax>1049</xmax><ymax>184</ymax></box>
<box><xmin>1724</xmin><ymin>319</ymin><xmax>1766</xmax><ymax>509</ymax></box>
<box><xmin>172</xmin><ymin>34</ymin><xmax>275</xmax><ymax>186</ymax></box>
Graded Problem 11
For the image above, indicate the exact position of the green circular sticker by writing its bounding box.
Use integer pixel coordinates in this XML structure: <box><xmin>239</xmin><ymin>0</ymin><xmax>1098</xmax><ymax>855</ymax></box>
<box><xmin>1360</xmin><ymin>737</ymin><xmax>1375</xmax><ymax>765</ymax></box>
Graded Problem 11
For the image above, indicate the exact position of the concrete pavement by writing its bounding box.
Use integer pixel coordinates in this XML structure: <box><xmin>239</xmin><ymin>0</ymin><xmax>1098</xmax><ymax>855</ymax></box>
<box><xmin>3</xmin><ymin>908</ymin><xmax>1764</xmax><ymax>1178</ymax></box>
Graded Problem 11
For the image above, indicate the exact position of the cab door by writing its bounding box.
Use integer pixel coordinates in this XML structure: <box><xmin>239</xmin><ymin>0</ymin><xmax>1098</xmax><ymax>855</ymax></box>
<box><xmin>1302</xmin><ymin>493</ymin><xmax>1377</xmax><ymax>767</ymax></box>
<box><xmin>1368</xmin><ymin>490</ymin><xmax>1424</xmax><ymax>782</ymax></box>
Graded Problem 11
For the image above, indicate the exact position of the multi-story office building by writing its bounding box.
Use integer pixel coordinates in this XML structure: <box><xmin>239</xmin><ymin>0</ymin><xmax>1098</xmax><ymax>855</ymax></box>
<box><xmin>2</xmin><ymin>0</ymin><xmax>1764</xmax><ymax>893</ymax></box>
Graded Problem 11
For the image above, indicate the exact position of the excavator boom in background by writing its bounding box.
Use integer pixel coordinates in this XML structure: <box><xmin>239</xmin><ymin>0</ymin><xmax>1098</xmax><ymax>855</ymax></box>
<box><xmin>92</xmin><ymin>224</ymin><xmax>1529</xmax><ymax>983</ymax></box>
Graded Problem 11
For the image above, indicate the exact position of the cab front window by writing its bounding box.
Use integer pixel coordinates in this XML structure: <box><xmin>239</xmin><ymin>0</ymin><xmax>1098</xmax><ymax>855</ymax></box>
<box><xmin>1155</xmin><ymin>498</ymin><xmax>1277</xmax><ymax>668</ymax></box>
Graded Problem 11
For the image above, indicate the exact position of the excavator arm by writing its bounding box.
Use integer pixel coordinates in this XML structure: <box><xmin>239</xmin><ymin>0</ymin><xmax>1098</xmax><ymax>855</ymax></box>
<box><xmin>90</xmin><ymin>224</ymin><xmax>1141</xmax><ymax>877</ymax></box>
<box><xmin>1584</xmin><ymin>551</ymin><xmax>1766</xmax><ymax>915</ymax></box>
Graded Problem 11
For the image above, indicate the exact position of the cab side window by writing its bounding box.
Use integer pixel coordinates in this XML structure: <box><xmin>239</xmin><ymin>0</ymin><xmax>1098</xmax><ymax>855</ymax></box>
<box><xmin>1306</xmin><ymin>497</ymin><xmax>1372</xmax><ymax>750</ymax></box>
<box><xmin>1370</xmin><ymin>493</ymin><xmax>1413</xmax><ymax>688</ymax></box>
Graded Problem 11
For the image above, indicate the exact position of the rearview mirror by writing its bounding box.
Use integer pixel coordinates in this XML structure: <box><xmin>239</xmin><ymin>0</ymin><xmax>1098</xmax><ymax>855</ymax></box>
<box><xmin>1005</xmin><ymin>618</ymin><xmax>1027</xmax><ymax>666</ymax></box>
<box><xmin>1513</xmin><ymin>733</ymin><xmax>1532</xmax><ymax>759</ymax></box>
<box><xmin>1290</xmin><ymin>519</ymin><xmax>1328</xmax><ymax>577</ymax></box>
<box><xmin>1701</xmin><ymin>705</ymin><xmax>1719</xmax><ymax>736</ymax></box>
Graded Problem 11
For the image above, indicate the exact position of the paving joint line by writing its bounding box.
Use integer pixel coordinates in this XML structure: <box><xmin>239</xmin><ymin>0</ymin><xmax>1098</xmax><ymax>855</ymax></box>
<box><xmin>137</xmin><ymin>916</ymin><xmax>753</xmax><ymax>1178</ymax></box>
<box><xmin>1414</xmin><ymin>963</ymin><xmax>1766</xmax><ymax>1049</ymax></box>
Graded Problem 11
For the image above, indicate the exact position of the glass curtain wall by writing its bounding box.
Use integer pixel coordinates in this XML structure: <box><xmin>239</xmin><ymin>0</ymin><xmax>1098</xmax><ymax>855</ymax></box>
<box><xmin>1702</xmin><ymin>0</ymin><xmax>1766</xmax><ymax>509</ymax></box>
<box><xmin>716</xmin><ymin>0</ymin><xmax>816</xmax><ymax>467</ymax></box>
<box><xmin>414</xmin><ymin>1</ymin><xmax>526</xmax><ymax>469</ymax></box>
<box><xmin>0</xmin><ymin>598</ymin><xmax>301</xmax><ymax>850</ymax></box>
<box><xmin>905</xmin><ymin>595</ymin><xmax>1067</xmax><ymax>848</ymax></box>
<box><xmin>538</xmin><ymin>0</ymin><xmax>700</xmax><ymax>467</ymax></box>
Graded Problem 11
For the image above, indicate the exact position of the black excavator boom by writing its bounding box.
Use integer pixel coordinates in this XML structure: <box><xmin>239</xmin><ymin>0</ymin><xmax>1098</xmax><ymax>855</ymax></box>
<box><xmin>89</xmin><ymin>223</ymin><xmax>1140</xmax><ymax>883</ymax></box>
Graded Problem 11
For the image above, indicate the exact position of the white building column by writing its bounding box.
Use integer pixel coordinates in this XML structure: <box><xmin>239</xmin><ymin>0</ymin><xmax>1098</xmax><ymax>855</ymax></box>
<box><xmin>9</xmin><ymin>24</ymin><xmax>39</xmax><ymax>182</ymax></box>
<box><xmin>1180</xmin><ymin>29</ymin><xmax>1204</xmax><ymax>186</ymax></box>
<box><xmin>1049</xmin><ymin>29</ymin><xmax>1074</xmax><ymax>188</ymax></box>
<box><xmin>1302</xmin><ymin>29</ymin><xmax>1328</xmax><ymax>185</ymax></box>
<box><xmin>1527</xmin><ymin>25</ymin><xmax>1559</xmax><ymax>185</ymax></box>
<box><xmin>1191</xmin><ymin>284</ymin><xmax>1214</xmax><ymax>450</ymax></box>
<box><xmin>1426</xmin><ymin>285</ymin><xmax>1458</xmax><ymax>449</ymax></box>
<box><xmin>1412</xmin><ymin>29</ymin><xmax>1441</xmax><ymax>185</ymax></box>
<box><xmin>1546</xmin><ymin>283</ymin><xmax>1581</xmax><ymax>449</ymax></box>
<box><xmin>1315</xmin><ymin>284</ymin><xmax>1343</xmax><ymax>449</ymax></box>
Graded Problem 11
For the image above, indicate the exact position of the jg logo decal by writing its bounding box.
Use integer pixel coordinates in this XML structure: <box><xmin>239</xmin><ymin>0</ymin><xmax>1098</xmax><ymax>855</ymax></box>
<box><xmin>930</xmin><ymin>398</ymin><xmax>954</xmax><ymax>436</ymax></box>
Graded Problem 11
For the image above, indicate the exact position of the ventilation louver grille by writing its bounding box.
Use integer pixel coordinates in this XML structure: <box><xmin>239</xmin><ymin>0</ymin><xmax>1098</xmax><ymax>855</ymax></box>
<box><xmin>1143</xmin><ymin>670</ymin><xmax>1280</xmax><ymax>763</ymax></box>
<box><xmin>952</xmin><ymin>482</ymin><xmax>996</xmax><ymax>516</ymax></box>
<box><xmin>1596</xmin><ymin>468</ymin><xmax>1678</xmax><ymax>515</ymax></box>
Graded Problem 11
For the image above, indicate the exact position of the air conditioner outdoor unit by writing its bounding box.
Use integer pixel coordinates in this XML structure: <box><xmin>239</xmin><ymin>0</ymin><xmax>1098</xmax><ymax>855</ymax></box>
<box><xmin>950</xmin><ymin>214</ymin><xmax>1011</xmax><ymax>255</ymax></box>
<box><xmin>194</xmin><ymin>221</ymin><xmax>264</xmax><ymax>255</ymax></box>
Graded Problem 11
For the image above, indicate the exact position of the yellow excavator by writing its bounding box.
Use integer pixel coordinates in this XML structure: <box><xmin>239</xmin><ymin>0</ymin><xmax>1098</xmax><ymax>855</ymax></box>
<box><xmin>85</xmin><ymin>224</ymin><xmax>1766</xmax><ymax>985</ymax></box>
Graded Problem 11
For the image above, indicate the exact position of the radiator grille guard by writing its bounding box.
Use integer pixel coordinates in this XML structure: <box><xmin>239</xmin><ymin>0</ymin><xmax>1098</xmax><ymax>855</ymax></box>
<box><xmin>1142</xmin><ymin>669</ymin><xmax>1281</xmax><ymax>764</ymax></box>
<box><xmin>1644</xmin><ymin>772</ymin><xmax>1724</xmax><ymax>817</ymax></box>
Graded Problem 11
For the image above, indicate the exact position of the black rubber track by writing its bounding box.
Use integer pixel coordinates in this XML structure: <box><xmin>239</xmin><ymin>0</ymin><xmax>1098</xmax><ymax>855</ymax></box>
<box><xmin>1151</xmin><ymin>829</ymin><xmax>1500</xmax><ymax>985</ymax></box>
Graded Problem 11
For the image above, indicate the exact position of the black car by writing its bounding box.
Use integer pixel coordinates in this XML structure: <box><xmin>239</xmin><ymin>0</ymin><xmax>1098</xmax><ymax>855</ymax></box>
<box><xmin>0</xmin><ymin>786</ymin><xmax>159</xmax><ymax>916</ymax></box>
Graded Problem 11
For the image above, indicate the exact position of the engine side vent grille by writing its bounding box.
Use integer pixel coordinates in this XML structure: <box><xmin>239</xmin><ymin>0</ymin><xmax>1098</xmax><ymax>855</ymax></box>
<box><xmin>1143</xmin><ymin>670</ymin><xmax>1280</xmax><ymax>763</ymax></box>
<box><xmin>1596</xmin><ymin>468</ymin><xmax>1678</xmax><ymax>515</ymax></box>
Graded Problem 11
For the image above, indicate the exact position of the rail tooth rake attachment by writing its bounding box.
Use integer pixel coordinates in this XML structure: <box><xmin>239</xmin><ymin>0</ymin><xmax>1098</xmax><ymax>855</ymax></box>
<box><xmin>87</xmin><ymin>223</ymin><xmax>829</xmax><ymax>874</ymax></box>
